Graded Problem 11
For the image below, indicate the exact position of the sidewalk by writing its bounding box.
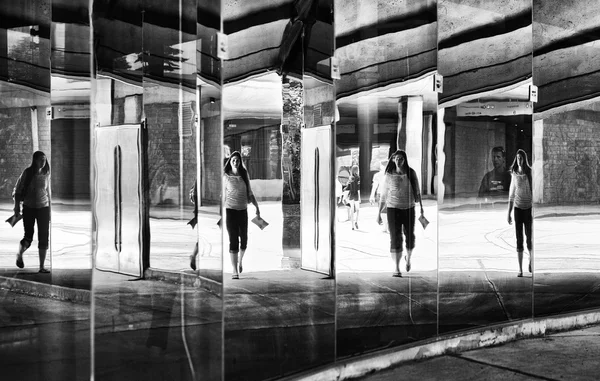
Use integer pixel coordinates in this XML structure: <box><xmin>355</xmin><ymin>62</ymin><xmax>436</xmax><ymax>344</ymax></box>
<box><xmin>357</xmin><ymin>324</ymin><xmax>600</xmax><ymax>380</ymax></box>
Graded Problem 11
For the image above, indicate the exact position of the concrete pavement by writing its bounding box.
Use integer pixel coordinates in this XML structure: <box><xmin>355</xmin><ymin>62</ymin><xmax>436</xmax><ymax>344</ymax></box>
<box><xmin>356</xmin><ymin>324</ymin><xmax>600</xmax><ymax>380</ymax></box>
<box><xmin>2</xmin><ymin>199</ymin><xmax>600</xmax><ymax>380</ymax></box>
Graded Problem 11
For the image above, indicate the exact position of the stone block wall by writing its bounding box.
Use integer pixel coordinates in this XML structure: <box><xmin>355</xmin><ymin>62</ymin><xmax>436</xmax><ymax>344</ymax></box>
<box><xmin>0</xmin><ymin>106</ymin><xmax>50</xmax><ymax>199</ymax></box>
<box><xmin>453</xmin><ymin>120</ymin><xmax>505</xmax><ymax>196</ymax></box>
<box><xmin>144</xmin><ymin>102</ymin><xmax>197</xmax><ymax>206</ymax></box>
<box><xmin>202</xmin><ymin>115</ymin><xmax>222</xmax><ymax>204</ymax></box>
<box><xmin>543</xmin><ymin>109</ymin><xmax>600</xmax><ymax>204</ymax></box>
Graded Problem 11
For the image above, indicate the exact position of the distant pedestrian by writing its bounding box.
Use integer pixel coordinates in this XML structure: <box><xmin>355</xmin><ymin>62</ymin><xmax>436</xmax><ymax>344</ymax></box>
<box><xmin>188</xmin><ymin>181</ymin><xmax>199</xmax><ymax>270</ymax></box>
<box><xmin>344</xmin><ymin>165</ymin><xmax>361</xmax><ymax>230</ymax></box>
<box><xmin>12</xmin><ymin>151</ymin><xmax>52</xmax><ymax>273</ymax></box>
<box><xmin>507</xmin><ymin>149</ymin><xmax>533</xmax><ymax>277</ymax></box>
<box><xmin>370</xmin><ymin>160</ymin><xmax>388</xmax><ymax>231</ymax></box>
<box><xmin>380</xmin><ymin>150</ymin><xmax>422</xmax><ymax>277</ymax></box>
<box><xmin>223</xmin><ymin>151</ymin><xmax>260</xmax><ymax>279</ymax></box>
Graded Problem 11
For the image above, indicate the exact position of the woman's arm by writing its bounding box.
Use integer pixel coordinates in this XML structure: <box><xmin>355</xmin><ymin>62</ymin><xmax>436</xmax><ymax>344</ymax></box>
<box><xmin>507</xmin><ymin>174</ymin><xmax>515</xmax><ymax>224</ymax></box>
<box><xmin>246</xmin><ymin>178</ymin><xmax>260</xmax><ymax>215</ymax></box>
<box><xmin>12</xmin><ymin>172</ymin><xmax>25</xmax><ymax>215</ymax></box>
<box><xmin>249</xmin><ymin>194</ymin><xmax>260</xmax><ymax>216</ymax></box>
<box><xmin>47</xmin><ymin>174</ymin><xmax>52</xmax><ymax>221</ymax></box>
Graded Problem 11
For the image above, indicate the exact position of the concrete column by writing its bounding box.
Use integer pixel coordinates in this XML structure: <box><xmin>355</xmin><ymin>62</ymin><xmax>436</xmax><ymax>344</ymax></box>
<box><xmin>396</xmin><ymin>100</ymin><xmax>405</xmax><ymax>151</ymax></box>
<box><xmin>437</xmin><ymin>107</ymin><xmax>446</xmax><ymax>204</ymax></box>
<box><xmin>404</xmin><ymin>96</ymin><xmax>423</xmax><ymax>187</ymax></box>
<box><xmin>31</xmin><ymin>107</ymin><xmax>39</xmax><ymax>152</ymax></box>
<box><xmin>424</xmin><ymin>114</ymin><xmax>433</xmax><ymax>195</ymax></box>
<box><xmin>357</xmin><ymin>99</ymin><xmax>374</xmax><ymax>198</ymax></box>
<box><xmin>532</xmin><ymin>119</ymin><xmax>544</xmax><ymax>204</ymax></box>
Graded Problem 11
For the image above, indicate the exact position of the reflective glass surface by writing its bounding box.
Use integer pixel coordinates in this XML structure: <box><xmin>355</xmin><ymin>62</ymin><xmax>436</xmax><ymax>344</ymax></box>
<box><xmin>335</xmin><ymin>0</ymin><xmax>439</xmax><ymax>358</ymax></box>
<box><xmin>5</xmin><ymin>1</ymin><xmax>600</xmax><ymax>380</ymax></box>
<box><xmin>437</xmin><ymin>0</ymin><xmax>533</xmax><ymax>335</ymax></box>
<box><xmin>221</xmin><ymin>1</ymin><xmax>335</xmax><ymax>379</ymax></box>
<box><xmin>532</xmin><ymin>0</ymin><xmax>600</xmax><ymax>317</ymax></box>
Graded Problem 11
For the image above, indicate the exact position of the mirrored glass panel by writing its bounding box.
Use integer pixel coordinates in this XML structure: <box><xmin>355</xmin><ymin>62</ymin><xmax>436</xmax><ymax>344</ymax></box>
<box><xmin>50</xmin><ymin>7</ymin><xmax>93</xmax><ymax>273</ymax></box>
<box><xmin>91</xmin><ymin>1</ymin><xmax>221</xmax><ymax>378</ymax></box>
<box><xmin>1</xmin><ymin>3</ymin><xmax>90</xmax><ymax>380</ymax></box>
<box><xmin>532</xmin><ymin>0</ymin><xmax>600</xmax><ymax>317</ymax></box>
<box><xmin>194</xmin><ymin>0</ymin><xmax>223</xmax><ymax>286</ymax></box>
<box><xmin>222</xmin><ymin>0</ymin><xmax>335</xmax><ymax>379</ymax></box>
<box><xmin>334</xmin><ymin>0</ymin><xmax>438</xmax><ymax>357</ymax></box>
<box><xmin>142</xmin><ymin>0</ymin><xmax>198</xmax><ymax>274</ymax></box>
<box><xmin>437</xmin><ymin>0</ymin><xmax>533</xmax><ymax>336</ymax></box>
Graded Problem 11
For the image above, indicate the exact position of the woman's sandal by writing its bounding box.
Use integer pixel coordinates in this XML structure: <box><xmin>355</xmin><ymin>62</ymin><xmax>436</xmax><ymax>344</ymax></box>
<box><xmin>189</xmin><ymin>255</ymin><xmax>197</xmax><ymax>271</ymax></box>
<box><xmin>392</xmin><ymin>271</ymin><xmax>402</xmax><ymax>277</ymax></box>
<box><xmin>232</xmin><ymin>274</ymin><xmax>239</xmax><ymax>280</ymax></box>
<box><xmin>39</xmin><ymin>268</ymin><xmax>50</xmax><ymax>274</ymax></box>
<box><xmin>517</xmin><ymin>272</ymin><xmax>523</xmax><ymax>277</ymax></box>
<box><xmin>16</xmin><ymin>258</ymin><xmax>24</xmax><ymax>269</ymax></box>
<box><xmin>238</xmin><ymin>263</ymin><xmax>243</xmax><ymax>274</ymax></box>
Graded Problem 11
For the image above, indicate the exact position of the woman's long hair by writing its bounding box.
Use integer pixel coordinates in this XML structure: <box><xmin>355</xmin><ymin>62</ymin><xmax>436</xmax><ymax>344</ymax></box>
<box><xmin>509</xmin><ymin>149</ymin><xmax>532</xmax><ymax>187</ymax></box>
<box><xmin>385</xmin><ymin>150</ymin><xmax>410</xmax><ymax>174</ymax></box>
<box><xmin>25</xmin><ymin>151</ymin><xmax>50</xmax><ymax>178</ymax></box>
<box><xmin>223</xmin><ymin>151</ymin><xmax>251</xmax><ymax>197</ymax></box>
<box><xmin>349</xmin><ymin>165</ymin><xmax>359</xmax><ymax>181</ymax></box>
<box><xmin>384</xmin><ymin>149</ymin><xmax>420</xmax><ymax>197</ymax></box>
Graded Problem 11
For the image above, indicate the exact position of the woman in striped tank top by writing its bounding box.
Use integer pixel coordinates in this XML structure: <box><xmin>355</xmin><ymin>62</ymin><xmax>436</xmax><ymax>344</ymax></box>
<box><xmin>380</xmin><ymin>150</ymin><xmax>422</xmax><ymax>277</ymax></box>
<box><xmin>507</xmin><ymin>149</ymin><xmax>533</xmax><ymax>278</ymax></box>
<box><xmin>223</xmin><ymin>151</ymin><xmax>261</xmax><ymax>279</ymax></box>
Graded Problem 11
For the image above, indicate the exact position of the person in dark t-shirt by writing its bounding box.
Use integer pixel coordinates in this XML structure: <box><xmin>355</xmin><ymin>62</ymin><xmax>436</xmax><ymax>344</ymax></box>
<box><xmin>478</xmin><ymin>146</ymin><xmax>511</xmax><ymax>200</ymax></box>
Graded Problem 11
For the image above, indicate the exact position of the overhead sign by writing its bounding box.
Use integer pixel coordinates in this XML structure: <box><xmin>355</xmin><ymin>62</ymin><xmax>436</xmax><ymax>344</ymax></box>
<box><xmin>457</xmin><ymin>101</ymin><xmax>533</xmax><ymax>117</ymax></box>
<box><xmin>529</xmin><ymin>85</ymin><xmax>538</xmax><ymax>103</ymax></box>
<box><xmin>331</xmin><ymin>57</ymin><xmax>341</xmax><ymax>80</ymax></box>
<box><xmin>433</xmin><ymin>73</ymin><xmax>443</xmax><ymax>93</ymax></box>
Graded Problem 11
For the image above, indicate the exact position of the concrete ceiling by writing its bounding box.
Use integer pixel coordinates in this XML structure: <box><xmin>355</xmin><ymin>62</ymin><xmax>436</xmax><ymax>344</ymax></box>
<box><xmin>533</xmin><ymin>0</ymin><xmax>600</xmax><ymax>116</ymax></box>
<box><xmin>437</xmin><ymin>0</ymin><xmax>532</xmax><ymax>107</ymax></box>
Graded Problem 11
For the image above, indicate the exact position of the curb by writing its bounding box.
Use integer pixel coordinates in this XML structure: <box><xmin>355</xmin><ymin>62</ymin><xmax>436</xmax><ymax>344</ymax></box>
<box><xmin>279</xmin><ymin>309</ymin><xmax>600</xmax><ymax>381</ymax></box>
<box><xmin>144</xmin><ymin>268</ymin><xmax>222</xmax><ymax>297</ymax></box>
<box><xmin>0</xmin><ymin>276</ymin><xmax>90</xmax><ymax>304</ymax></box>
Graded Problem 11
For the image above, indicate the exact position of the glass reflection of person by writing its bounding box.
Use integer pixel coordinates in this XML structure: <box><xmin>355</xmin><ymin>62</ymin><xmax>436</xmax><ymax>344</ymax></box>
<box><xmin>478</xmin><ymin>146</ymin><xmax>511</xmax><ymax>199</ymax></box>
<box><xmin>223</xmin><ymin>151</ymin><xmax>260</xmax><ymax>280</ymax></box>
<box><xmin>344</xmin><ymin>165</ymin><xmax>361</xmax><ymax>230</ymax></box>
<box><xmin>12</xmin><ymin>151</ymin><xmax>52</xmax><ymax>273</ymax></box>
<box><xmin>507</xmin><ymin>149</ymin><xmax>533</xmax><ymax>277</ymax></box>
<box><xmin>380</xmin><ymin>150</ymin><xmax>422</xmax><ymax>277</ymax></box>
<box><xmin>369</xmin><ymin>160</ymin><xmax>388</xmax><ymax>230</ymax></box>
<box><xmin>189</xmin><ymin>181</ymin><xmax>199</xmax><ymax>270</ymax></box>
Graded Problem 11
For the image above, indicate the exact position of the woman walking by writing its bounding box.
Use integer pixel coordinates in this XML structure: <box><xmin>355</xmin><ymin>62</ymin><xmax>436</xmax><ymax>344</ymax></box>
<box><xmin>344</xmin><ymin>165</ymin><xmax>361</xmax><ymax>230</ymax></box>
<box><xmin>507</xmin><ymin>149</ymin><xmax>533</xmax><ymax>277</ymax></box>
<box><xmin>13</xmin><ymin>151</ymin><xmax>52</xmax><ymax>273</ymax></box>
<box><xmin>380</xmin><ymin>150</ymin><xmax>422</xmax><ymax>277</ymax></box>
<box><xmin>223</xmin><ymin>151</ymin><xmax>260</xmax><ymax>279</ymax></box>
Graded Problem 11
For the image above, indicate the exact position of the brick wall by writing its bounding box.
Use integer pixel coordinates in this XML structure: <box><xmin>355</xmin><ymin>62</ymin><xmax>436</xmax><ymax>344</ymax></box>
<box><xmin>453</xmin><ymin>120</ymin><xmax>505</xmax><ymax>196</ymax></box>
<box><xmin>543</xmin><ymin>109</ymin><xmax>600</xmax><ymax>204</ymax></box>
<box><xmin>0</xmin><ymin>106</ymin><xmax>50</xmax><ymax>200</ymax></box>
<box><xmin>202</xmin><ymin>114</ymin><xmax>222</xmax><ymax>204</ymax></box>
<box><xmin>145</xmin><ymin>102</ymin><xmax>197</xmax><ymax>207</ymax></box>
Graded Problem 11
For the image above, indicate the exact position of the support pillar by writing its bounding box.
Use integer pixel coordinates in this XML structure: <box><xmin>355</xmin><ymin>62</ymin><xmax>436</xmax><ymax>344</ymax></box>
<box><xmin>405</xmin><ymin>96</ymin><xmax>423</xmax><ymax>186</ymax></box>
<box><xmin>397</xmin><ymin>96</ymin><xmax>423</xmax><ymax>182</ymax></box>
<box><xmin>357</xmin><ymin>99</ymin><xmax>374</xmax><ymax>198</ymax></box>
<box><xmin>437</xmin><ymin>107</ymin><xmax>446</xmax><ymax>203</ymax></box>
